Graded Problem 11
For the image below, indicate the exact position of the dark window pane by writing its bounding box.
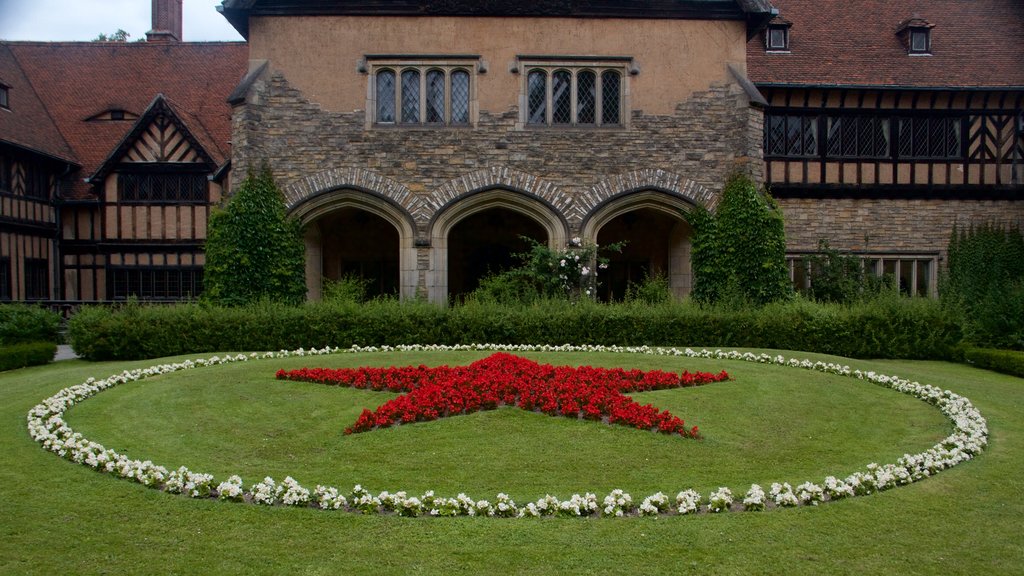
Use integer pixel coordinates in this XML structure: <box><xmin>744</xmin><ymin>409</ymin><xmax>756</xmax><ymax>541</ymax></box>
<box><xmin>426</xmin><ymin>69</ymin><xmax>445</xmax><ymax>123</ymax></box>
<box><xmin>552</xmin><ymin>70</ymin><xmax>571</xmax><ymax>124</ymax></box>
<box><xmin>450</xmin><ymin>70</ymin><xmax>470</xmax><ymax>124</ymax></box>
<box><xmin>0</xmin><ymin>258</ymin><xmax>10</xmax><ymax>301</ymax></box>
<box><xmin>376</xmin><ymin>70</ymin><xmax>396</xmax><ymax>123</ymax></box>
<box><xmin>24</xmin><ymin>258</ymin><xmax>48</xmax><ymax>300</ymax></box>
<box><xmin>769</xmin><ymin>27</ymin><xmax>787</xmax><ymax>49</ymax></box>
<box><xmin>577</xmin><ymin>71</ymin><xmax>596</xmax><ymax>124</ymax></box>
<box><xmin>108</xmin><ymin>267</ymin><xmax>204</xmax><ymax>301</ymax></box>
<box><xmin>601</xmin><ymin>71</ymin><xmax>621</xmax><ymax>125</ymax></box>
<box><xmin>527</xmin><ymin>70</ymin><xmax>546</xmax><ymax>125</ymax></box>
<box><xmin>401</xmin><ymin>69</ymin><xmax>420</xmax><ymax>123</ymax></box>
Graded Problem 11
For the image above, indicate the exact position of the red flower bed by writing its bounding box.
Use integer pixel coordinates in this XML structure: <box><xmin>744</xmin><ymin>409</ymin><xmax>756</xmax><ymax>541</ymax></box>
<box><xmin>276</xmin><ymin>353</ymin><xmax>729</xmax><ymax>439</ymax></box>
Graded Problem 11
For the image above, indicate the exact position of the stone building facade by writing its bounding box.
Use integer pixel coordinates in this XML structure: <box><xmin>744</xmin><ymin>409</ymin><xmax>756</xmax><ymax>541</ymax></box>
<box><xmin>222</xmin><ymin>1</ymin><xmax>775</xmax><ymax>302</ymax></box>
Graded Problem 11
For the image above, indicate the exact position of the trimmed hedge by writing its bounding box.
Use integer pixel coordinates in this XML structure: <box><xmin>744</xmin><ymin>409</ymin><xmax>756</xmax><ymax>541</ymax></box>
<box><xmin>68</xmin><ymin>296</ymin><xmax>960</xmax><ymax>362</ymax></box>
<box><xmin>962</xmin><ymin>347</ymin><xmax>1024</xmax><ymax>379</ymax></box>
<box><xmin>0</xmin><ymin>304</ymin><xmax>61</xmax><ymax>345</ymax></box>
<box><xmin>0</xmin><ymin>342</ymin><xmax>57</xmax><ymax>372</ymax></box>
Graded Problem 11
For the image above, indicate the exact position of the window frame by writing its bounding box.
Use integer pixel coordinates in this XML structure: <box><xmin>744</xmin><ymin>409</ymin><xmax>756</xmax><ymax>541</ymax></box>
<box><xmin>787</xmin><ymin>253</ymin><xmax>938</xmax><ymax>298</ymax></box>
<box><xmin>0</xmin><ymin>84</ymin><xmax>9</xmax><ymax>110</ymax></box>
<box><xmin>766</xmin><ymin>24</ymin><xmax>791</xmax><ymax>52</ymax></box>
<box><xmin>107</xmin><ymin>266</ymin><xmax>204</xmax><ymax>301</ymax></box>
<box><xmin>24</xmin><ymin>257</ymin><xmax>49</xmax><ymax>301</ymax></box>
<box><xmin>517</xmin><ymin>57</ymin><xmax>631</xmax><ymax>129</ymax></box>
<box><xmin>908</xmin><ymin>28</ymin><xmax>931</xmax><ymax>55</ymax></box>
<box><xmin>116</xmin><ymin>165</ymin><xmax>210</xmax><ymax>205</ymax></box>
<box><xmin>365</xmin><ymin>56</ymin><xmax>479</xmax><ymax>128</ymax></box>
<box><xmin>0</xmin><ymin>257</ymin><xmax>10</xmax><ymax>301</ymax></box>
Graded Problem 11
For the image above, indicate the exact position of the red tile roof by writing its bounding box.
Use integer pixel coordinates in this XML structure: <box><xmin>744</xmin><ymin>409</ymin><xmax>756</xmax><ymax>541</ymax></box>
<box><xmin>0</xmin><ymin>44</ymin><xmax>76</xmax><ymax>164</ymax></box>
<box><xmin>3</xmin><ymin>41</ymin><xmax>247</xmax><ymax>199</ymax></box>
<box><xmin>748</xmin><ymin>0</ymin><xmax>1024</xmax><ymax>88</ymax></box>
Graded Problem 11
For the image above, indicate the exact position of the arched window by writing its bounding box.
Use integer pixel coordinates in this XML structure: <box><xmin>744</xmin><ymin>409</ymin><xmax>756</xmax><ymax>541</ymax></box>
<box><xmin>527</xmin><ymin>70</ymin><xmax>547</xmax><ymax>125</ymax></box>
<box><xmin>426</xmin><ymin>69</ymin><xmax>446</xmax><ymax>123</ymax></box>
<box><xmin>451</xmin><ymin>70</ymin><xmax>470</xmax><ymax>124</ymax></box>
<box><xmin>552</xmin><ymin>70</ymin><xmax>572</xmax><ymax>124</ymax></box>
<box><xmin>400</xmin><ymin>70</ymin><xmax>421</xmax><ymax>124</ymax></box>
<box><xmin>376</xmin><ymin>69</ymin><xmax>396</xmax><ymax>124</ymax></box>
<box><xmin>577</xmin><ymin>71</ymin><xmax>596</xmax><ymax>125</ymax></box>
<box><xmin>601</xmin><ymin>71</ymin><xmax>621</xmax><ymax>126</ymax></box>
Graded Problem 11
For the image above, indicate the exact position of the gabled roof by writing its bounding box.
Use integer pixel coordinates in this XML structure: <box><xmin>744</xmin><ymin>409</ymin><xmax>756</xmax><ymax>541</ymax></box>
<box><xmin>3</xmin><ymin>41</ymin><xmax>248</xmax><ymax>199</ymax></box>
<box><xmin>748</xmin><ymin>0</ymin><xmax>1024</xmax><ymax>89</ymax></box>
<box><xmin>0</xmin><ymin>44</ymin><xmax>77</xmax><ymax>164</ymax></box>
<box><xmin>219</xmin><ymin>0</ymin><xmax>776</xmax><ymax>39</ymax></box>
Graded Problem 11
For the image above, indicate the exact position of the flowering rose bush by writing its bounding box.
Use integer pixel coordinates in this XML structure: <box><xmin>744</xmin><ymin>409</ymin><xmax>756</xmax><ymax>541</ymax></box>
<box><xmin>278</xmin><ymin>353</ymin><xmax>727</xmax><ymax>439</ymax></box>
<box><xmin>25</xmin><ymin>343</ymin><xmax>989</xmax><ymax>518</ymax></box>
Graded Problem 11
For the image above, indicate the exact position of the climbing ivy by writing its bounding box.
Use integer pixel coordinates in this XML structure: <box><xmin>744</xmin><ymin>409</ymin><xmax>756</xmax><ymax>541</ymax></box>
<box><xmin>203</xmin><ymin>165</ymin><xmax>306</xmax><ymax>306</ymax></box>
<box><xmin>687</xmin><ymin>173</ymin><xmax>791</xmax><ymax>306</ymax></box>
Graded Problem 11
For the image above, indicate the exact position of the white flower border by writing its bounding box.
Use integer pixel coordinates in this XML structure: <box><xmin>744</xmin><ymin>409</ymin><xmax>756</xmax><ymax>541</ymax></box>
<box><xmin>26</xmin><ymin>344</ymin><xmax>988</xmax><ymax>518</ymax></box>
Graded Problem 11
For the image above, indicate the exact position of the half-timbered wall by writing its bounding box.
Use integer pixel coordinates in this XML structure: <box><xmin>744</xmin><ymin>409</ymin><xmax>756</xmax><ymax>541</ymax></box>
<box><xmin>762</xmin><ymin>88</ymin><xmax>1024</xmax><ymax>192</ymax></box>
<box><xmin>0</xmin><ymin>147</ymin><xmax>59</xmax><ymax>301</ymax></box>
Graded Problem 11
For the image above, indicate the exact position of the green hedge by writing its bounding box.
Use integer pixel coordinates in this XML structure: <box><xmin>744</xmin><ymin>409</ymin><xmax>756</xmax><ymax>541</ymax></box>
<box><xmin>67</xmin><ymin>296</ymin><xmax>960</xmax><ymax>362</ymax></box>
<box><xmin>962</xmin><ymin>347</ymin><xmax>1024</xmax><ymax>379</ymax></box>
<box><xmin>0</xmin><ymin>341</ymin><xmax>57</xmax><ymax>372</ymax></box>
<box><xmin>0</xmin><ymin>304</ymin><xmax>61</xmax><ymax>345</ymax></box>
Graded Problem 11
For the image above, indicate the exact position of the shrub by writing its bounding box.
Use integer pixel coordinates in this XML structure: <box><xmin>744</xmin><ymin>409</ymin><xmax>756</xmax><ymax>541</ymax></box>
<box><xmin>322</xmin><ymin>274</ymin><xmax>372</xmax><ymax>304</ymax></box>
<box><xmin>0</xmin><ymin>341</ymin><xmax>57</xmax><ymax>371</ymax></box>
<box><xmin>624</xmin><ymin>272</ymin><xmax>673</xmax><ymax>305</ymax></box>
<box><xmin>941</xmin><ymin>223</ymin><xmax>1024</xmax><ymax>350</ymax></box>
<box><xmin>688</xmin><ymin>173</ymin><xmax>791</xmax><ymax>305</ymax></box>
<box><xmin>0</xmin><ymin>304</ymin><xmax>61</xmax><ymax>345</ymax></box>
<box><xmin>67</xmin><ymin>296</ymin><xmax>959</xmax><ymax>361</ymax></box>
<box><xmin>803</xmin><ymin>241</ymin><xmax>892</xmax><ymax>304</ymax></box>
<box><xmin>962</xmin><ymin>347</ymin><xmax>1024</xmax><ymax>379</ymax></box>
<box><xmin>204</xmin><ymin>164</ymin><xmax>306</xmax><ymax>306</ymax></box>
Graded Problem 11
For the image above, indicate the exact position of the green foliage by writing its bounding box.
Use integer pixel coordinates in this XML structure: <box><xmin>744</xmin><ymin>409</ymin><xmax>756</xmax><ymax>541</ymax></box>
<box><xmin>67</xmin><ymin>294</ymin><xmax>959</xmax><ymax>361</ymax></box>
<box><xmin>322</xmin><ymin>274</ymin><xmax>371</xmax><ymax>304</ymax></box>
<box><xmin>0</xmin><ymin>341</ymin><xmax>56</xmax><ymax>371</ymax></box>
<box><xmin>93</xmin><ymin>29</ymin><xmax>132</xmax><ymax>42</ymax></box>
<box><xmin>803</xmin><ymin>240</ymin><xmax>892</xmax><ymax>304</ymax></box>
<box><xmin>687</xmin><ymin>173</ymin><xmax>791</xmax><ymax>305</ymax></box>
<box><xmin>624</xmin><ymin>272</ymin><xmax>673</xmax><ymax>305</ymax></box>
<box><xmin>469</xmin><ymin>237</ymin><xmax>623</xmax><ymax>304</ymax></box>
<box><xmin>0</xmin><ymin>304</ymin><xmax>61</xmax><ymax>345</ymax></box>
<box><xmin>203</xmin><ymin>165</ymin><xmax>306</xmax><ymax>306</ymax></box>
<box><xmin>962</xmin><ymin>347</ymin><xmax>1024</xmax><ymax>379</ymax></box>
<box><xmin>941</xmin><ymin>223</ymin><xmax>1024</xmax><ymax>350</ymax></box>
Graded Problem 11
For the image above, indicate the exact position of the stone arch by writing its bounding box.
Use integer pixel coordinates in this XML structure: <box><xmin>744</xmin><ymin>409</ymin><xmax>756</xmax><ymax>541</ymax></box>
<box><xmin>577</xmin><ymin>169</ymin><xmax>716</xmax><ymax>224</ymax></box>
<box><xmin>428</xmin><ymin>188</ymin><xmax>570</xmax><ymax>304</ymax></box>
<box><xmin>282</xmin><ymin>167</ymin><xmax>424</xmax><ymax>223</ymax></box>
<box><xmin>581</xmin><ymin>189</ymin><xmax>698</xmax><ymax>300</ymax></box>
<box><xmin>289</xmin><ymin>187</ymin><xmax>418</xmax><ymax>301</ymax></box>
<box><xmin>424</xmin><ymin>166</ymin><xmax>574</xmax><ymax>225</ymax></box>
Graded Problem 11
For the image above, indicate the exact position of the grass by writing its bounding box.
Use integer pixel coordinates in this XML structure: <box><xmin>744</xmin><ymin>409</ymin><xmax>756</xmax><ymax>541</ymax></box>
<box><xmin>2</xmin><ymin>349</ymin><xmax>1023</xmax><ymax>575</ymax></box>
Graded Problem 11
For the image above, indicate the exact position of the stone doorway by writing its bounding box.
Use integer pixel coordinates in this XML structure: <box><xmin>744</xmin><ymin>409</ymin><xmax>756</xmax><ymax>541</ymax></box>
<box><xmin>592</xmin><ymin>205</ymin><xmax>693</xmax><ymax>300</ymax></box>
<box><xmin>315</xmin><ymin>207</ymin><xmax>400</xmax><ymax>298</ymax></box>
<box><xmin>446</xmin><ymin>207</ymin><xmax>547</xmax><ymax>301</ymax></box>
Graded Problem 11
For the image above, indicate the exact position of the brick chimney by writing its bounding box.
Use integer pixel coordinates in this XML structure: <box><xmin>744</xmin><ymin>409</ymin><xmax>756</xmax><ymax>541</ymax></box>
<box><xmin>146</xmin><ymin>0</ymin><xmax>183</xmax><ymax>43</ymax></box>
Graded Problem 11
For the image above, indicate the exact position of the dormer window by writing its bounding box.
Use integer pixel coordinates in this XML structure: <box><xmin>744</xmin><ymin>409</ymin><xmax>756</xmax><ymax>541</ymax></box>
<box><xmin>110</xmin><ymin>109</ymin><xmax>125</xmax><ymax>121</ymax></box>
<box><xmin>897</xmin><ymin>18</ymin><xmax>934</xmax><ymax>55</ymax></box>
<box><xmin>765</xmin><ymin>18</ymin><xmax>792</xmax><ymax>52</ymax></box>
<box><xmin>0</xmin><ymin>85</ymin><xmax>9</xmax><ymax>110</ymax></box>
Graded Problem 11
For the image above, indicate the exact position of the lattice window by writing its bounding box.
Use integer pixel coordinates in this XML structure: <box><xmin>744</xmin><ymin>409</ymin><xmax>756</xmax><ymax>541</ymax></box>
<box><xmin>0</xmin><ymin>156</ymin><xmax>10</xmax><ymax>193</ymax></box>
<box><xmin>765</xmin><ymin>114</ymin><xmax>817</xmax><ymax>157</ymax></box>
<box><xmin>898</xmin><ymin>117</ymin><xmax>961</xmax><ymax>159</ymax></box>
<box><xmin>521</xmin><ymin>60</ymin><xmax>626</xmax><ymax>127</ymax></box>
<box><xmin>375</xmin><ymin>70</ymin><xmax>396</xmax><ymax>123</ymax></box>
<box><xmin>22</xmin><ymin>159</ymin><xmax>51</xmax><ymax>200</ymax></box>
<box><xmin>24</xmin><ymin>258</ymin><xmax>48</xmax><ymax>301</ymax></box>
<box><xmin>0</xmin><ymin>85</ymin><xmax>8</xmax><ymax>110</ymax></box>
<box><xmin>370</xmin><ymin>60</ymin><xmax>475</xmax><ymax>127</ymax></box>
<box><xmin>826</xmin><ymin>116</ymin><xmax>890</xmax><ymax>158</ymax></box>
<box><xmin>118</xmin><ymin>171</ymin><xmax>208</xmax><ymax>203</ymax></box>
<box><xmin>787</xmin><ymin>253</ymin><xmax>936</xmax><ymax>298</ymax></box>
<box><xmin>108</xmin><ymin>266</ymin><xmax>204</xmax><ymax>301</ymax></box>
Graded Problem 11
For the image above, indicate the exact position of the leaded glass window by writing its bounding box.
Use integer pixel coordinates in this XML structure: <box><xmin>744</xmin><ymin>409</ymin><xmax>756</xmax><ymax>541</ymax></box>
<box><xmin>426</xmin><ymin>69</ymin><xmax>445</xmax><ymax>124</ymax></box>
<box><xmin>897</xmin><ymin>117</ymin><xmax>961</xmax><ymax>159</ymax></box>
<box><xmin>527</xmin><ymin>70</ymin><xmax>547</xmax><ymax>125</ymax></box>
<box><xmin>577</xmin><ymin>71</ymin><xmax>596</xmax><ymax>124</ymax></box>
<box><xmin>376</xmin><ymin>70</ymin><xmax>396</xmax><ymax>124</ymax></box>
<box><xmin>552</xmin><ymin>71</ymin><xmax>572</xmax><ymax>124</ymax></box>
<box><xmin>825</xmin><ymin>116</ymin><xmax>889</xmax><ymax>158</ymax></box>
<box><xmin>765</xmin><ymin>114</ymin><xmax>818</xmax><ymax>157</ymax></box>
<box><xmin>601</xmin><ymin>71</ymin><xmax>621</xmax><ymax>125</ymax></box>
<box><xmin>451</xmin><ymin>70</ymin><xmax>470</xmax><ymax>124</ymax></box>
<box><xmin>401</xmin><ymin>69</ymin><xmax>420</xmax><ymax>124</ymax></box>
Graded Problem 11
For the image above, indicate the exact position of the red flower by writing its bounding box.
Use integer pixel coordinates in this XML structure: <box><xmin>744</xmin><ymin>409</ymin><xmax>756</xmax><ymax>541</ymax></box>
<box><xmin>277</xmin><ymin>353</ymin><xmax>729</xmax><ymax>439</ymax></box>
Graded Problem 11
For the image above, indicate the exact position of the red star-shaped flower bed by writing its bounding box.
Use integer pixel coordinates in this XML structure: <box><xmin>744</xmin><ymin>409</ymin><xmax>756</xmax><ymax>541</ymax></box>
<box><xmin>276</xmin><ymin>353</ymin><xmax>729</xmax><ymax>439</ymax></box>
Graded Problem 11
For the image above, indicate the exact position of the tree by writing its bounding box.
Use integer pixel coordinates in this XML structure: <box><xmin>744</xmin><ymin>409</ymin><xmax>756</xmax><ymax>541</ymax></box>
<box><xmin>203</xmin><ymin>165</ymin><xmax>306</xmax><ymax>306</ymax></box>
<box><xmin>687</xmin><ymin>173</ymin><xmax>791</xmax><ymax>306</ymax></box>
<box><xmin>93</xmin><ymin>29</ymin><xmax>132</xmax><ymax>42</ymax></box>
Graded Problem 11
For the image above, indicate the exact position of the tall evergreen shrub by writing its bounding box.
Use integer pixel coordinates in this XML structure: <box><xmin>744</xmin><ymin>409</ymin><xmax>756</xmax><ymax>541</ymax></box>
<box><xmin>204</xmin><ymin>165</ymin><xmax>306</xmax><ymax>305</ymax></box>
<box><xmin>942</xmin><ymin>223</ymin><xmax>1024</xmax><ymax>349</ymax></box>
<box><xmin>687</xmin><ymin>173</ymin><xmax>791</xmax><ymax>305</ymax></box>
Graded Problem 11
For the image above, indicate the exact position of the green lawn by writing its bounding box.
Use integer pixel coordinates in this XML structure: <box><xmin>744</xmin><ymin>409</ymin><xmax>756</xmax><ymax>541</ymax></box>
<box><xmin>2</xmin><ymin>349</ymin><xmax>1022</xmax><ymax>575</ymax></box>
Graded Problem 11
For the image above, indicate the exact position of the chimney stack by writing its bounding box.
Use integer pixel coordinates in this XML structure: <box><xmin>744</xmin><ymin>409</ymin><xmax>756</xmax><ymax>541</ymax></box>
<box><xmin>146</xmin><ymin>0</ymin><xmax>183</xmax><ymax>43</ymax></box>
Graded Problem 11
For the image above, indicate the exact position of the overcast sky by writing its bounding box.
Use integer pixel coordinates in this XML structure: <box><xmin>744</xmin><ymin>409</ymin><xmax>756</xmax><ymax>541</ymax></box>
<box><xmin>0</xmin><ymin>0</ymin><xmax>244</xmax><ymax>42</ymax></box>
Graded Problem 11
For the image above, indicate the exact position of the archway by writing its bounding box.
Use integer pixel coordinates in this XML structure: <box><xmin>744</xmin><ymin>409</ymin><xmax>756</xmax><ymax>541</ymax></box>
<box><xmin>316</xmin><ymin>208</ymin><xmax>399</xmax><ymax>298</ymax></box>
<box><xmin>447</xmin><ymin>208</ymin><xmax>547</xmax><ymax>300</ymax></box>
<box><xmin>583</xmin><ymin>190</ymin><xmax>696</xmax><ymax>300</ymax></box>
<box><xmin>290</xmin><ymin>189</ymin><xmax>417</xmax><ymax>301</ymax></box>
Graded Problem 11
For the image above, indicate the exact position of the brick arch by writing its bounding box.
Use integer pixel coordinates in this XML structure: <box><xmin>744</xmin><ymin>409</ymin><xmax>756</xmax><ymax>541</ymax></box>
<box><xmin>424</xmin><ymin>166</ymin><xmax>574</xmax><ymax>225</ymax></box>
<box><xmin>281</xmin><ymin>167</ymin><xmax>423</xmax><ymax>220</ymax></box>
<box><xmin>578</xmin><ymin>169</ymin><xmax>716</xmax><ymax>223</ymax></box>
